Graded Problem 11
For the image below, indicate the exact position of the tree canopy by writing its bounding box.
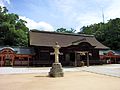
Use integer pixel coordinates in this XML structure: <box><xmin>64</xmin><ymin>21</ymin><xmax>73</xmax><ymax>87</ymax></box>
<box><xmin>79</xmin><ymin>18</ymin><xmax>120</xmax><ymax>50</ymax></box>
<box><xmin>0</xmin><ymin>6</ymin><xmax>28</xmax><ymax>46</ymax></box>
<box><xmin>55</xmin><ymin>28</ymin><xmax>76</xmax><ymax>33</ymax></box>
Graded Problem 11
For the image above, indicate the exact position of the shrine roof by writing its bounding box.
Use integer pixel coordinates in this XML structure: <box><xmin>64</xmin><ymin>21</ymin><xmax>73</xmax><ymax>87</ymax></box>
<box><xmin>0</xmin><ymin>47</ymin><xmax>35</xmax><ymax>55</ymax></box>
<box><xmin>29</xmin><ymin>29</ymin><xmax>109</xmax><ymax>49</ymax></box>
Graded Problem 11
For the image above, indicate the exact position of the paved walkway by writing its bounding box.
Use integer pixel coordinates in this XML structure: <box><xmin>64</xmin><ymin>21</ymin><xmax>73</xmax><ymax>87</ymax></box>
<box><xmin>0</xmin><ymin>64</ymin><xmax>120</xmax><ymax>77</ymax></box>
<box><xmin>0</xmin><ymin>67</ymin><xmax>83</xmax><ymax>74</ymax></box>
<box><xmin>82</xmin><ymin>64</ymin><xmax>120</xmax><ymax>78</ymax></box>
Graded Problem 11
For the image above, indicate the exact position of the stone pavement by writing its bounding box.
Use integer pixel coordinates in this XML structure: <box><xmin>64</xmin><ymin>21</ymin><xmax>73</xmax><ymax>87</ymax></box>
<box><xmin>0</xmin><ymin>67</ymin><xmax>82</xmax><ymax>74</ymax></box>
<box><xmin>0</xmin><ymin>67</ymin><xmax>50</xmax><ymax>74</ymax></box>
<box><xmin>0</xmin><ymin>64</ymin><xmax>120</xmax><ymax>77</ymax></box>
<box><xmin>82</xmin><ymin>64</ymin><xmax>120</xmax><ymax>78</ymax></box>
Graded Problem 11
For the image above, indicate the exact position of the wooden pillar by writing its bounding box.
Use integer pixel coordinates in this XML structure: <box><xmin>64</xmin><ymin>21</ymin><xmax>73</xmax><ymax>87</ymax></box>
<box><xmin>115</xmin><ymin>57</ymin><xmax>116</xmax><ymax>64</ymax></box>
<box><xmin>28</xmin><ymin>57</ymin><xmax>29</xmax><ymax>67</ymax></box>
<box><xmin>87</xmin><ymin>52</ymin><xmax>89</xmax><ymax>67</ymax></box>
<box><xmin>1</xmin><ymin>56</ymin><xmax>3</xmax><ymax>67</ymax></box>
<box><xmin>75</xmin><ymin>52</ymin><xmax>77</xmax><ymax>67</ymax></box>
<box><xmin>0</xmin><ymin>57</ymin><xmax>2</xmax><ymax>67</ymax></box>
<box><xmin>11</xmin><ymin>56</ymin><xmax>15</xmax><ymax>67</ymax></box>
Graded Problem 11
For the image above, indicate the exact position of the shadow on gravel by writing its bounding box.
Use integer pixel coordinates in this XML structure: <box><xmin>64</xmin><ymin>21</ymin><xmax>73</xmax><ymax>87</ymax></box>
<box><xmin>34</xmin><ymin>75</ymin><xmax>48</xmax><ymax>77</ymax></box>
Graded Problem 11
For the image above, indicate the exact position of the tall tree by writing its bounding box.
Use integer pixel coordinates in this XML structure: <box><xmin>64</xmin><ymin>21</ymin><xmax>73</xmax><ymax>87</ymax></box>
<box><xmin>79</xmin><ymin>18</ymin><xmax>120</xmax><ymax>50</ymax></box>
<box><xmin>0</xmin><ymin>6</ymin><xmax>29</xmax><ymax>46</ymax></box>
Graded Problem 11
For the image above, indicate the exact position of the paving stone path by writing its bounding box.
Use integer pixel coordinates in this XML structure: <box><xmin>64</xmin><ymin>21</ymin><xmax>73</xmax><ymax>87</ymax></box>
<box><xmin>0</xmin><ymin>64</ymin><xmax>120</xmax><ymax>77</ymax></box>
<box><xmin>82</xmin><ymin>64</ymin><xmax>120</xmax><ymax>78</ymax></box>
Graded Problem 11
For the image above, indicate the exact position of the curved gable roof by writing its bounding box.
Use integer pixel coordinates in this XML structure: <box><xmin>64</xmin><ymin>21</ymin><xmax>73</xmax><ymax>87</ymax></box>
<box><xmin>29</xmin><ymin>30</ymin><xmax>109</xmax><ymax>49</ymax></box>
<box><xmin>0</xmin><ymin>47</ymin><xmax>35</xmax><ymax>55</ymax></box>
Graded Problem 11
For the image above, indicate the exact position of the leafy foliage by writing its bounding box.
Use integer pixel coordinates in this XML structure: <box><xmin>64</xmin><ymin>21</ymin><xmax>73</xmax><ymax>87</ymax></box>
<box><xmin>0</xmin><ymin>6</ymin><xmax>28</xmax><ymax>46</ymax></box>
<box><xmin>56</xmin><ymin>28</ymin><xmax>76</xmax><ymax>33</ymax></box>
<box><xmin>79</xmin><ymin>18</ymin><xmax>120</xmax><ymax>50</ymax></box>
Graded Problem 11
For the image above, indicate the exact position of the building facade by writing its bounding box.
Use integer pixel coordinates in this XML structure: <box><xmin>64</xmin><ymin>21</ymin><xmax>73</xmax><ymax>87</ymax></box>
<box><xmin>100</xmin><ymin>50</ymin><xmax>120</xmax><ymax>64</ymax></box>
<box><xmin>29</xmin><ymin>30</ymin><xmax>109</xmax><ymax>66</ymax></box>
<box><xmin>0</xmin><ymin>47</ymin><xmax>34</xmax><ymax>67</ymax></box>
<box><xmin>0</xmin><ymin>30</ymin><xmax>109</xmax><ymax>67</ymax></box>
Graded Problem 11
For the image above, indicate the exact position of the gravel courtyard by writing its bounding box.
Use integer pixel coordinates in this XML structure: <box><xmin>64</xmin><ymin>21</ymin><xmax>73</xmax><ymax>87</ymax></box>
<box><xmin>0</xmin><ymin>64</ymin><xmax>120</xmax><ymax>90</ymax></box>
<box><xmin>0</xmin><ymin>72</ymin><xmax>120</xmax><ymax>90</ymax></box>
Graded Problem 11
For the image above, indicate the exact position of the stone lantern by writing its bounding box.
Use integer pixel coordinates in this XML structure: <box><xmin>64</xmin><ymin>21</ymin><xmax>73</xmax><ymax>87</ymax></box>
<box><xmin>49</xmin><ymin>42</ymin><xmax>64</xmax><ymax>77</ymax></box>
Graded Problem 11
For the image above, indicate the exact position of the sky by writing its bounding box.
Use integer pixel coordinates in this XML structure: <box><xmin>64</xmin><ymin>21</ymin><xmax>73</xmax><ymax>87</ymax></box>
<box><xmin>0</xmin><ymin>0</ymin><xmax>120</xmax><ymax>32</ymax></box>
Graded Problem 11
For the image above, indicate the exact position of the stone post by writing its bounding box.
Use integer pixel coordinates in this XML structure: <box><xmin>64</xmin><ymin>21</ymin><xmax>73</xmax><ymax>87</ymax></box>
<box><xmin>49</xmin><ymin>42</ymin><xmax>64</xmax><ymax>77</ymax></box>
<box><xmin>54</xmin><ymin>42</ymin><xmax>60</xmax><ymax>63</ymax></box>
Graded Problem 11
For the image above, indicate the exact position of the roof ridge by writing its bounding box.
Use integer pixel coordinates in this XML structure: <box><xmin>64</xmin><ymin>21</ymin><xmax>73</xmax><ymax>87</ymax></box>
<box><xmin>30</xmin><ymin>29</ymin><xmax>94</xmax><ymax>37</ymax></box>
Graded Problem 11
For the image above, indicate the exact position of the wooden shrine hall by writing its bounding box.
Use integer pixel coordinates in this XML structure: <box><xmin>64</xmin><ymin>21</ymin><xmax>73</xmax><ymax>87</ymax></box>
<box><xmin>0</xmin><ymin>47</ymin><xmax>34</xmax><ymax>67</ymax></box>
<box><xmin>0</xmin><ymin>30</ymin><xmax>109</xmax><ymax>67</ymax></box>
<box><xmin>29</xmin><ymin>30</ymin><xmax>109</xmax><ymax>66</ymax></box>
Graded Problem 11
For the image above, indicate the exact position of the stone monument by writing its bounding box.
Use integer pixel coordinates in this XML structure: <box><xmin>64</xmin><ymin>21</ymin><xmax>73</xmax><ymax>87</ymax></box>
<box><xmin>49</xmin><ymin>42</ymin><xmax>64</xmax><ymax>77</ymax></box>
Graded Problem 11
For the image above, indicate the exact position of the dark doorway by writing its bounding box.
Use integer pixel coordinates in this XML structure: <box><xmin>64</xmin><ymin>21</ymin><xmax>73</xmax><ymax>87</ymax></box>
<box><xmin>5</xmin><ymin>59</ymin><xmax>11</xmax><ymax>66</ymax></box>
<box><xmin>4</xmin><ymin>55</ymin><xmax>12</xmax><ymax>66</ymax></box>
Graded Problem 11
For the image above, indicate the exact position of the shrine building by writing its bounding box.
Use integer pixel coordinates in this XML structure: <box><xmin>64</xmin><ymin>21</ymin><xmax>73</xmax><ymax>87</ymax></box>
<box><xmin>0</xmin><ymin>29</ymin><xmax>109</xmax><ymax>67</ymax></box>
<box><xmin>29</xmin><ymin>30</ymin><xmax>109</xmax><ymax>66</ymax></box>
<box><xmin>0</xmin><ymin>47</ymin><xmax>34</xmax><ymax>67</ymax></box>
<box><xmin>100</xmin><ymin>50</ymin><xmax>120</xmax><ymax>64</ymax></box>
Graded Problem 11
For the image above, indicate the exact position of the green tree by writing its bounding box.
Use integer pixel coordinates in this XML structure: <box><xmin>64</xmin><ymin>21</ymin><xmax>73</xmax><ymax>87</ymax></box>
<box><xmin>56</xmin><ymin>28</ymin><xmax>76</xmax><ymax>33</ymax></box>
<box><xmin>0</xmin><ymin>6</ymin><xmax>28</xmax><ymax>46</ymax></box>
<box><xmin>79</xmin><ymin>18</ymin><xmax>120</xmax><ymax>50</ymax></box>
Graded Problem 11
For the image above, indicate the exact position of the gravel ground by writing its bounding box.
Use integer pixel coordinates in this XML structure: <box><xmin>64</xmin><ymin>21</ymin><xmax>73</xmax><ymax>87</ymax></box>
<box><xmin>0</xmin><ymin>72</ymin><xmax>120</xmax><ymax>90</ymax></box>
<box><xmin>0</xmin><ymin>64</ymin><xmax>120</xmax><ymax>90</ymax></box>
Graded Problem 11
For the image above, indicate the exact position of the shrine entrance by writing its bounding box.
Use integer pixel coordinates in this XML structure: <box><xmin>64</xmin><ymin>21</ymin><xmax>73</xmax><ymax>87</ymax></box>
<box><xmin>75</xmin><ymin>51</ymin><xmax>90</xmax><ymax>67</ymax></box>
<box><xmin>0</xmin><ymin>47</ymin><xmax>15</xmax><ymax>67</ymax></box>
<box><xmin>65</xmin><ymin>42</ymin><xmax>95</xmax><ymax>67</ymax></box>
<box><xmin>4</xmin><ymin>55</ymin><xmax>12</xmax><ymax>66</ymax></box>
<box><xmin>5</xmin><ymin>59</ymin><xmax>11</xmax><ymax>66</ymax></box>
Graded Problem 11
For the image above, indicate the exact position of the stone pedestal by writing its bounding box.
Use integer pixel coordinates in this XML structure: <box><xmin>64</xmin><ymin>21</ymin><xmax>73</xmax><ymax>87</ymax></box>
<box><xmin>49</xmin><ymin>63</ymin><xmax>64</xmax><ymax>77</ymax></box>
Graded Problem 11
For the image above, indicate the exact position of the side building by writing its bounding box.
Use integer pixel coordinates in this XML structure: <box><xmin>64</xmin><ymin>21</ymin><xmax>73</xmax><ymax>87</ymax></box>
<box><xmin>100</xmin><ymin>50</ymin><xmax>120</xmax><ymax>64</ymax></box>
<box><xmin>0</xmin><ymin>47</ymin><xmax>34</xmax><ymax>67</ymax></box>
<box><xmin>29</xmin><ymin>30</ymin><xmax>109</xmax><ymax>66</ymax></box>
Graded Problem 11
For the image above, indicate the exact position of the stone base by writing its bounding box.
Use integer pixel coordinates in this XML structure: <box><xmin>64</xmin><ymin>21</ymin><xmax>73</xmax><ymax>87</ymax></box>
<box><xmin>49</xmin><ymin>63</ymin><xmax>64</xmax><ymax>77</ymax></box>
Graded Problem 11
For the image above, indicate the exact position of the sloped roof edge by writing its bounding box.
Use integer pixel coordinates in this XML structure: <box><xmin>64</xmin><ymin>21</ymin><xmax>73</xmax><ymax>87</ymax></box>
<box><xmin>29</xmin><ymin>29</ymin><xmax>109</xmax><ymax>49</ymax></box>
<box><xmin>30</xmin><ymin>29</ymin><xmax>94</xmax><ymax>37</ymax></box>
